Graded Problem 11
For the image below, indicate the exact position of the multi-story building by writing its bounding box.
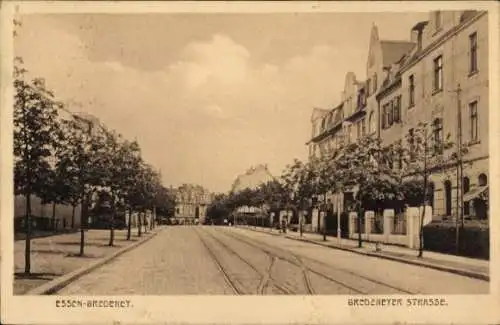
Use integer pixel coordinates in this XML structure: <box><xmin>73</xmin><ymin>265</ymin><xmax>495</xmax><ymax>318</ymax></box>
<box><xmin>396</xmin><ymin>10</ymin><xmax>489</xmax><ymax>219</ymax></box>
<box><xmin>308</xmin><ymin>10</ymin><xmax>489</xmax><ymax>223</ymax></box>
<box><xmin>307</xmin><ymin>23</ymin><xmax>416</xmax><ymax>229</ymax></box>
<box><xmin>231</xmin><ymin>164</ymin><xmax>275</xmax><ymax>193</ymax></box>
<box><xmin>173</xmin><ymin>184</ymin><xmax>212</xmax><ymax>225</ymax></box>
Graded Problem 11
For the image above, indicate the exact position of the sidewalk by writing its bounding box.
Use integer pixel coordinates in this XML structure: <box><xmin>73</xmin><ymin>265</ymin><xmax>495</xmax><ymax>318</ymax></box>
<box><xmin>238</xmin><ymin>225</ymin><xmax>489</xmax><ymax>281</ymax></box>
<box><xmin>14</xmin><ymin>227</ymin><xmax>162</xmax><ymax>294</ymax></box>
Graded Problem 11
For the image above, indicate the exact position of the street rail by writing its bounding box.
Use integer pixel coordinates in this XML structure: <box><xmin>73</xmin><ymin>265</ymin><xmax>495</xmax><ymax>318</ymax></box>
<box><xmin>198</xmin><ymin>227</ymin><xmax>293</xmax><ymax>294</ymax></box>
<box><xmin>221</xmin><ymin>227</ymin><xmax>416</xmax><ymax>295</ymax></box>
<box><xmin>192</xmin><ymin>227</ymin><xmax>243</xmax><ymax>295</ymax></box>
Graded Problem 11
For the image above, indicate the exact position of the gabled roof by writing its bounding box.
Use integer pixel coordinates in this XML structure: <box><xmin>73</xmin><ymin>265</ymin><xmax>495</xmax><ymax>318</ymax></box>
<box><xmin>380</xmin><ymin>40</ymin><xmax>416</xmax><ymax>67</ymax></box>
<box><xmin>311</xmin><ymin>107</ymin><xmax>330</xmax><ymax>122</ymax></box>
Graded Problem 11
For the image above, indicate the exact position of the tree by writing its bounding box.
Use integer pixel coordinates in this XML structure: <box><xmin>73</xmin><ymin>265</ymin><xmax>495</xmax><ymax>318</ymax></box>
<box><xmin>280</xmin><ymin>159</ymin><xmax>322</xmax><ymax>235</ymax></box>
<box><xmin>207</xmin><ymin>193</ymin><xmax>231</xmax><ymax>224</ymax></box>
<box><xmin>38</xmin><ymin>164</ymin><xmax>68</xmax><ymax>231</ymax></box>
<box><xmin>333</xmin><ymin>135</ymin><xmax>401</xmax><ymax>248</ymax></box>
<box><xmin>14</xmin><ymin>71</ymin><xmax>62</xmax><ymax>274</ymax></box>
<box><xmin>397</xmin><ymin>121</ymin><xmax>468</xmax><ymax>257</ymax></box>
<box><xmin>55</xmin><ymin>117</ymin><xmax>108</xmax><ymax>256</ymax></box>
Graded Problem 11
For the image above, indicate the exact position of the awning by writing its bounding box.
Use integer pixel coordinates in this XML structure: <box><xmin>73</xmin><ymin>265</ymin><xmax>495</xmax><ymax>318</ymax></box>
<box><xmin>463</xmin><ymin>185</ymin><xmax>488</xmax><ymax>202</ymax></box>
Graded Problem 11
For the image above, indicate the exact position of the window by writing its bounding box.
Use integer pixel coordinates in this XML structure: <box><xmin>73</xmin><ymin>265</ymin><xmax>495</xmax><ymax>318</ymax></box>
<box><xmin>433</xmin><ymin>56</ymin><xmax>443</xmax><ymax>92</ymax></box>
<box><xmin>361</xmin><ymin>118</ymin><xmax>366</xmax><ymax>136</ymax></box>
<box><xmin>409</xmin><ymin>75</ymin><xmax>415</xmax><ymax>106</ymax></box>
<box><xmin>444</xmin><ymin>180</ymin><xmax>452</xmax><ymax>216</ymax></box>
<box><xmin>369</xmin><ymin>111</ymin><xmax>375</xmax><ymax>134</ymax></box>
<box><xmin>382</xmin><ymin>104</ymin><xmax>388</xmax><ymax>129</ymax></box>
<box><xmin>463</xmin><ymin>177</ymin><xmax>471</xmax><ymax>216</ymax></box>
<box><xmin>373</xmin><ymin>74</ymin><xmax>378</xmax><ymax>93</ymax></box>
<box><xmin>469</xmin><ymin>32</ymin><xmax>478</xmax><ymax>74</ymax></box>
<box><xmin>321</xmin><ymin>117</ymin><xmax>327</xmax><ymax>131</ymax></box>
<box><xmin>393</xmin><ymin>96</ymin><xmax>401</xmax><ymax>123</ymax></box>
<box><xmin>478</xmin><ymin>173</ymin><xmax>487</xmax><ymax>186</ymax></box>
<box><xmin>388</xmin><ymin>101</ymin><xmax>394</xmax><ymax>126</ymax></box>
<box><xmin>432</xmin><ymin>118</ymin><xmax>443</xmax><ymax>153</ymax></box>
<box><xmin>408</xmin><ymin>128</ymin><xmax>416</xmax><ymax>160</ymax></box>
<box><xmin>435</xmin><ymin>11</ymin><xmax>442</xmax><ymax>31</ymax></box>
<box><xmin>367</xmin><ymin>79</ymin><xmax>371</xmax><ymax>97</ymax></box>
<box><xmin>469</xmin><ymin>101</ymin><xmax>479</xmax><ymax>142</ymax></box>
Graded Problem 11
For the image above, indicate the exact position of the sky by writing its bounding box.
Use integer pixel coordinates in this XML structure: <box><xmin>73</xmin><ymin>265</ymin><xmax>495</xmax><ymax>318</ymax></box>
<box><xmin>14</xmin><ymin>12</ymin><xmax>430</xmax><ymax>193</ymax></box>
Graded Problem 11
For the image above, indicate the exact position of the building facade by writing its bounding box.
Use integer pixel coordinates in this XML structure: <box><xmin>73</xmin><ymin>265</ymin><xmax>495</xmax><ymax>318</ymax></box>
<box><xmin>173</xmin><ymin>184</ymin><xmax>212</xmax><ymax>225</ymax></box>
<box><xmin>308</xmin><ymin>10</ymin><xmax>489</xmax><ymax>221</ymax></box>
<box><xmin>231</xmin><ymin>164</ymin><xmax>275</xmax><ymax>193</ymax></box>
<box><xmin>397</xmin><ymin>10</ymin><xmax>489</xmax><ymax>219</ymax></box>
<box><xmin>307</xmin><ymin>22</ymin><xmax>416</xmax><ymax>219</ymax></box>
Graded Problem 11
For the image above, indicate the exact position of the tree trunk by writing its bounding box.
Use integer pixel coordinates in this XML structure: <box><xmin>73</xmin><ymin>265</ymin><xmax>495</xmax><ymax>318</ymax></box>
<box><xmin>418</xmin><ymin>142</ymin><xmax>429</xmax><ymax>258</ymax></box>
<box><xmin>79</xmin><ymin>194</ymin><xmax>86</xmax><ymax>256</ymax></box>
<box><xmin>127</xmin><ymin>209</ymin><xmax>132</xmax><ymax>240</ymax></box>
<box><xmin>357</xmin><ymin>204</ymin><xmax>363</xmax><ymax>248</ymax></box>
<box><xmin>52</xmin><ymin>202</ymin><xmax>56</xmax><ymax>232</ymax></box>
<box><xmin>71</xmin><ymin>204</ymin><xmax>76</xmax><ymax>229</ymax></box>
<box><xmin>108</xmin><ymin>199</ymin><xmax>115</xmax><ymax>247</ymax></box>
<box><xmin>138</xmin><ymin>212</ymin><xmax>142</xmax><ymax>237</ymax></box>
<box><xmin>24</xmin><ymin>193</ymin><xmax>32</xmax><ymax>274</ymax></box>
<box><xmin>418</xmin><ymin>174</ymin><xmax>428</xmax><ymax>258</ymax></box>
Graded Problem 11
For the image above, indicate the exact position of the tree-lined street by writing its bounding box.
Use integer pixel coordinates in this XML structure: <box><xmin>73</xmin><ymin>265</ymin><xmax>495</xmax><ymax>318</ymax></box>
<box><xmin>56</xmin><ymin>226</ymin><xmax>488</xmax><ymax>295</ymax></box>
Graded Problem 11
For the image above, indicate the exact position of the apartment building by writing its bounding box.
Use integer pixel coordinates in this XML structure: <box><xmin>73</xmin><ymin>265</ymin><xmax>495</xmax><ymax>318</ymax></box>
<box><xmin>308</xmin><ymin>10</ymin><xmax>489</xmax><ymax>222</ymax></box>
<box><xmin>307</xmin><ymin>23</ymin><xmax>416</xmax><ymax>218</ymax></box>
<box><xmin>395</xmin><ymin>10</ymin><xmax>488</xmax><ymax>219</ymax></box>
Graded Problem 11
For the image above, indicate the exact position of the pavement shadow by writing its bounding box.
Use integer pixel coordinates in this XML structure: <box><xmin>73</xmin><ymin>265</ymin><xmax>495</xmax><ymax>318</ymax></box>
<box><xmin>56</xmin><ymin>241</ymin><xmax>123</xmax><ymax>248</ymax></box>
<box><xmin>65</xmin><ymin>252</ymin><xmax>99</xmax><ymax>258</ymax></box>
<box><xmin>31</xmin><ymin>249</ymin><xmax>67</xmax><ymax>255</ymax></box>
<box><xmin>116</xmin><ymin>238</ymin><xmax>139</xmax><ymax>242</ymax></box>
<box><xmin>14</xmin><ymin>272</ymin><xmax>61</xmax><ymax>280</ymax></box>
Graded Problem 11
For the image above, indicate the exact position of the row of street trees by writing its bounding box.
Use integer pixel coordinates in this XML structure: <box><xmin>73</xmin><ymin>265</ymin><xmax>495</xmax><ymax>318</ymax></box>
<box><xmin>208</xmin><ymin>122</ymin><xmax>466</xmax><ymax>258</ymax></box>
<box><xmin>14</xmin><ymin>58</ymin><xmax>175</xmax><ymax>274</ymax></box>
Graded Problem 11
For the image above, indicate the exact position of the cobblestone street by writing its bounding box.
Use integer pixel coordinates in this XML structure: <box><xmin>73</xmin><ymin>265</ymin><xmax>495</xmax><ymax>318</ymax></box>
<box><xmin>57</xmin><ymin>226</ymin><xmax>489</xmax><ymax>295</ymax></box>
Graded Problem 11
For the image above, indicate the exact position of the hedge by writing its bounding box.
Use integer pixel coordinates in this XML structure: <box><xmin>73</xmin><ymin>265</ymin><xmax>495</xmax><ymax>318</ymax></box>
<box><xmin>423</xmin><ymin>220</ymin><xmax>489</xmax><ymax>260</ymax></box>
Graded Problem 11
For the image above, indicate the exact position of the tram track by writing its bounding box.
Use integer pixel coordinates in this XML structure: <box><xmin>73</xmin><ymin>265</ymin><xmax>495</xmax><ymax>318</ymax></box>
<box><xmin>192</xmin><ymin>227</ymin><xmax>243</xmax><ymax>295</ymax></box>
<box><xmin>199</xmin><ymin>227</ymin><xmax>293</xmax><ymax>294</ymax></box>
<box><xmin>220</xmin><ymin>228</ymin><xmax>416</xmax><ymax>295</ymax></box>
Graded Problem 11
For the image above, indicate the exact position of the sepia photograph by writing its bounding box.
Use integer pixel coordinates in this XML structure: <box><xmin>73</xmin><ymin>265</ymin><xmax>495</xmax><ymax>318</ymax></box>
<box><xmin>1</xmin><ymin>1</ymin><xmax>499</xmax><ymax>324</ymax></box>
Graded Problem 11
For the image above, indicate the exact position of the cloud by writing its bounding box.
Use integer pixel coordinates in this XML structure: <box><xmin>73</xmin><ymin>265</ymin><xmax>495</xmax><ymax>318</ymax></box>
<box><xmin>14</xmin><ymin>17</ymin><xmax>366</xmax><ymax>192</ymax></box>
<box><xmin>170</xmin><ymin>34</ymin><xmax>250</xmax><ymax>89</ymax></box>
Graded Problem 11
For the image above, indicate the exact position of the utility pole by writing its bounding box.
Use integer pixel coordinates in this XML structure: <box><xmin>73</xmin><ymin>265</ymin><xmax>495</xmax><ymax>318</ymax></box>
<box><xmin>455</xmin><ymin>84</ymin><xmax>463</xmax><ymax>255</ymax></box>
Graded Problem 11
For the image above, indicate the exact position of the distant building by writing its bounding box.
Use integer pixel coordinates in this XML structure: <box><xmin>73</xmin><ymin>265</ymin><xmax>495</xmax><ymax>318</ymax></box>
<box><xmin>173</xmin><ymin>184</ymin><xmax>212</xmax><ymax>225</ymax></box>
<box><xmin>231</xmin><ymin>164</ymin><xmax>275</xmax><ymax>193</ymax></box>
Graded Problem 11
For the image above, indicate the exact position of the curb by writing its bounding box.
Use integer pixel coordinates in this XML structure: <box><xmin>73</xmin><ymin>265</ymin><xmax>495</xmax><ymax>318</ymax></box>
<box><xmin>286</xmin><ymin>236</ymin><xmax>490</xmax><ymax>282</ymax></box>
<box><xmin>26</xmin><ymin>228</ymin><xmax>163</xmax><ymax>295</ymax></box>
<box><xmin>238</xmin><ymin>226</ymin><xmax>489</xmax><ymax>282</ymax></box>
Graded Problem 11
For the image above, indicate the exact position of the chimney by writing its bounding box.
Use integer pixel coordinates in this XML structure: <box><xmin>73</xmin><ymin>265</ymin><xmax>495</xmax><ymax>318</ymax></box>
<box><xmin>411</xmin><ymin>21</ymin><xmax>428</xmax><ymax>52</ymax></box>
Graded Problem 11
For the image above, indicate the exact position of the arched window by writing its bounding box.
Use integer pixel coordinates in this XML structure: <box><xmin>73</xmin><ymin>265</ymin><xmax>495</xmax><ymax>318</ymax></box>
<box><xmin>478</xmin><ymin>173</ymin><xmax>488</xmax><ymax>186</ymax></box>
<box><xmin>463</xmin><ymin>177</ymin><xmax>470</xmax><ymax>193</ymax></box>
<box><xmin>444</xmin><ymin>180</ymin><xmax>452</xmax><ymax>216</ymax></box>
<box><xmin>369</xmin><ymin>111</ymin><xmax>375</xmax><ymax>134</ymax></box>
<box><xmin>463</xmin><ymin>177</ymin><xmax>470</xmax><ymax>215</ymax></box>
<box><xmin>427</xmin><ymin>182</ymin><xmax>435</xmax><ymax>209</ymax></box>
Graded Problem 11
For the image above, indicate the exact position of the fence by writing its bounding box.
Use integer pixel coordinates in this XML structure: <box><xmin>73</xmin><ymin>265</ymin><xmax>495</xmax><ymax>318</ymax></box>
<box><xmin>353</xmin><ymin>215</ymin><xmax>365</xmax><ymax>234</ymax></box>
<box><xmin>371</xmin><ymin>213</ymin><xmax>384</xmax><ymax>234</ymax></box>
<box><xmin>392</xmin><ymin>212</ymin><xmax>407</xmax><ymax>235</ymax></box>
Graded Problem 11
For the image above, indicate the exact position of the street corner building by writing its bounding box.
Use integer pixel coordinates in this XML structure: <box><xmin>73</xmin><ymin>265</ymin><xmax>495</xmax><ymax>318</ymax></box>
<box><xmin>306</xmin><ymin>10</ymin><xmax>489</xmax><ymax>255</ymax></box>
<box><xmin>172</xmin><ymin>184</ymin><xmax>213</xmax><ymax>225</ymax></box>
